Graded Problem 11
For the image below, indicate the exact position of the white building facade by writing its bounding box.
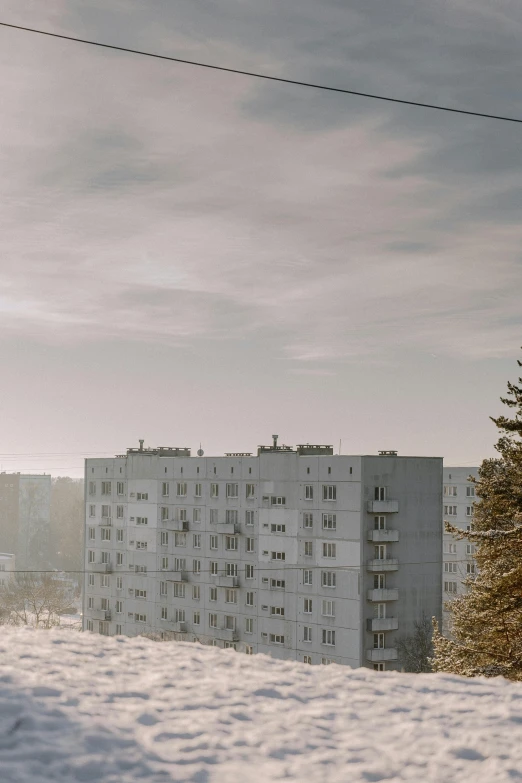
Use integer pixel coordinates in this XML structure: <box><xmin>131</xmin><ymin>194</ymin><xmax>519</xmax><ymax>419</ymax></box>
<box><xmin>442</xmin><ymin>466</ymin><xmax>479</xmax><ymax>634</ymax></box>
<box><xmin>83</xmin><ymin>442</ymin><xmax>443</xmax><ymax>670</ymax></box>
<box><xmin>0</xmin><ymin>552</ymin><xmax>15</xmax><ymax>587</ymax></box>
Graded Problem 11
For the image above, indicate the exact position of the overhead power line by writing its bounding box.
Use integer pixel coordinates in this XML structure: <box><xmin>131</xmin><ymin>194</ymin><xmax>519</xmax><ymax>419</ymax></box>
<box><xmin>1</xmin><ymin>21</ymin><xmax>522</xmax><ymax>125</ymax></box>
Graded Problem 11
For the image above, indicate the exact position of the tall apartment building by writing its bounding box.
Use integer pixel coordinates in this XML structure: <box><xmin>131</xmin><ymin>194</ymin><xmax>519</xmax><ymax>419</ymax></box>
<box><xmin>83</xmin><ymin>440</ymin><xmax>442</xmax><ymax>670</ymax></box>
<box><xmin>0</xmin><ymin>473</ymin><xmax>52</xmax><ymax>571</ymax></box>
<box><xmin>442</xmin><ymin>466</ymin><xmax>479</xmax><ymax>633</ymax></box>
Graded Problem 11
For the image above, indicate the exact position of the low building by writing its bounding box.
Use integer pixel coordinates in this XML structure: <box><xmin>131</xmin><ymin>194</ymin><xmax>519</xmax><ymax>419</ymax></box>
<box><xmin>83</xmin><ymin>440</ymin><xmax>443</xmax><ymax>670</ymax></box>
<box><xmin>0</xmin><ymin>473</ymin><xmax>52</xmax><ymax>571</ymax></box>
<box><xmin>0</xmin><ymin>552</ymin><xmax>15</xmax><ymax>586</ymax></box>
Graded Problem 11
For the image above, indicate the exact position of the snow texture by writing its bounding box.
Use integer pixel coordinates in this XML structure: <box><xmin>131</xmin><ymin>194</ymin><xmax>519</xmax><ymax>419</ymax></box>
<box><xmin>1</xmin><ymin>628</ymin><xmax>522</xmax><ymax>782</ymax></box>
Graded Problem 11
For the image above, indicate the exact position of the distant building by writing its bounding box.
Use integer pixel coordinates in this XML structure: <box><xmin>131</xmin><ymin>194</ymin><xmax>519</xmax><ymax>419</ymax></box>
<box><xmin>0</xmin><ymin>552</ymin><xmax>15</xmax><ymax>586</ymax></box>
<box><xmin>0</xmin><ymin>474</ymin><xmax>52</xmax><ymax>571</ymax></box>
<box><xmin>83</xmin><ymin>440</ymin><xmax>443</xmax><ymax>671</ymax></box>
<box><xmin>442</xmin><ymin>466</ymin><xmax>479</xmax><ymax>634</ymax></box>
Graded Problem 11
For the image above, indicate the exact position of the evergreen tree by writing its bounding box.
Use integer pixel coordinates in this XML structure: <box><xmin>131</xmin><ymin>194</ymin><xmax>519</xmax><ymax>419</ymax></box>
<box><xmin>432</xmin><ymin>355</ymin><xmax>522</xmax><ymax>680</ymax></box>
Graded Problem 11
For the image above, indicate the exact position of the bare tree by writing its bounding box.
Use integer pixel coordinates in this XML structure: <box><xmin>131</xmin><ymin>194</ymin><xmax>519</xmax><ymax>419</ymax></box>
<box><xmin>0</xmin><ymin>573</ymin><xmax>77</xmax><ymax>628</ymax></box>
<box><xmin>397</xmin><ymin>613</ymin><xmax>434</xmax><ymax>673</ymax></box>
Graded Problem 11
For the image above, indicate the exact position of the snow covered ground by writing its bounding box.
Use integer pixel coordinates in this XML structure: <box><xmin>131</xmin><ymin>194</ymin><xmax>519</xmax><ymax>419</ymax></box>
<box><xmin>1</xmin><ymin>629</ymin><xmax>521</xmax><ymax>782</ymax></box>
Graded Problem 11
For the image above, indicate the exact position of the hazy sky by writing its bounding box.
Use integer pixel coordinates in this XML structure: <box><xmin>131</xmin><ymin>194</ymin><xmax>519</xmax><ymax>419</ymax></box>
<box><xmin>1</xmin><ymin>0</ymin><xmax>521</xmax><ymax>478</ymax></box>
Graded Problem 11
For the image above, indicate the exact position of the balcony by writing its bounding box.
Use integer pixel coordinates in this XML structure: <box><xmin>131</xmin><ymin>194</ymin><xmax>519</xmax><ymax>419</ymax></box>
<box><xmin>216</xmin><ymin>575</ymin><xmax>240</xmax><ymax>588</ymax></box>
<box><xmin>163</xmin><ymin>519</ymin><xmax>189</xmax><ymax>531</ymax></box>
<box><xmin>367</xmin><ymin>500</ymin><xmax>399</xmax><ymax>514</ymax></box>
<box><xmin>216</xmin><ymin>523</ymin><xmax>240</xmax><ymax>535</ymax></box>
<box><xmin>91</xmin><ymin>563</ymin><xmax>112</xmax><ymax>574</ymax></box>
<box><xmin>169</xmin><ymin>621</ymin><xmax>187</xmax><ymax>633</ymax></box>
<box><xmin>91</xmin><ymin>609</ymin><xmax>112</xmax><ymax>621</ymax></box>
<box><xmin>367</xmin><ymin>617</ymin><xmax>399</xmax><ymax>632</ymax></box>
<box><xmin>366</xmin><ymin>648</ymin><xmax>398</xmax><ymax>662</ymax></box>
<box><xmin>367</xmin><ymin>558</ymin><xmax>399</xmax><ymax>572</ymax></box>
<box><xmin>367</xmin><ymin>529</ymin><xmax>399</xmax><ymax>543</ymax></box>
<box><xmin>367</xmin><ymin>588</ymin><xmax>399</xmax><ymax>602</ymax></box>
<box><xmin>216</xmin><ymin>628</ymin><xmax>239</xmax><ymax>642</ymax></box>
<box><xmin>99</xmin><ymin>517</ymin><xmax>112</xmax><ymax>526</ymax></box>
<box><xmin>167</xmin><ymin>570</ymin><xmax>189</xmax><ymax>582</ymax></box>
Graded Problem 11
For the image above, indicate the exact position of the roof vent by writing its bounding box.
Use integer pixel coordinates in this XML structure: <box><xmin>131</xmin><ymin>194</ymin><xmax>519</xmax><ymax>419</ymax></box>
<box><xmin>378</xmin><ymin>450</ymin><xmax>398</xmax><ymax>456</ymax></box>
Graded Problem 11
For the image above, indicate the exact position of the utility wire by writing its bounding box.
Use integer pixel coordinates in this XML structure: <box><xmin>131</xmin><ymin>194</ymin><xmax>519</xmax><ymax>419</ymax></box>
<box><xmin>1</xmin><ymin>21</ymin><xmax>522</xmax><ymax>125</ymax></box>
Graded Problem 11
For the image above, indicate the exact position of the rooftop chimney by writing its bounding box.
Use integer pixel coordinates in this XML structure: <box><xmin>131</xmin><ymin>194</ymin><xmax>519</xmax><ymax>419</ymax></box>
<box><xmin>272</xmin><ymin>434</ymin><xmax>278</xmax><ymax>449</ymax></box>
<box><xmin>139</xmin><ymin>439</ymin><xmax>144</xmax><ymax>452</ymax></box>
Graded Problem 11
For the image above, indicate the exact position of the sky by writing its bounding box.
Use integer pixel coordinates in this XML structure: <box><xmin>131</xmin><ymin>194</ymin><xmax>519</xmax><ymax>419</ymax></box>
<box><xmin>1</xmin><ymin>0</ymin><xmax>522</xmax><ymax>478</ymax></box>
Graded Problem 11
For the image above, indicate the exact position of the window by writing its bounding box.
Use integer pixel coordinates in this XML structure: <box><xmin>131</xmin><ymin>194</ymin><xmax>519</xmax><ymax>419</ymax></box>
<box><xmin>175</xmin><ymin>532</ymin><xmax>186</xmax><ymax>547</ymax></box>
<box><xmin>374</xmin><ymin>574</ymin><xmax>385</xmax><ymax>589</ymax></box>
<box><xmin>173</xmin><ymin>583</ymin><xmax>185</xmax><ymax>598</ymax></box>
<box><xmin>117</xmin><ymin>482</ymin><xmax>124</xmax><ymax>496</ymax></box>
<box><xmin>101</xmin><ymin>574</ymin><xmax>110</xmax><ymax>588</ymax></box>
<box><xmin>193</xmin><ymin>559</ymin><xmax>201</xmax><ymax>574</ymax></box>
<box><xmin>303</xmin><ymin>513</ymin><xmax>313</xmax><ymax>529</ymax></box>
<box><xmin>467</xmin><ymin>563</ymin><xmax>476</xmax><ymax>575</ymax></box>
<box><xmin>374</xmin><ymin>516</ymin><xmax>386</xmax><ymax>530</ymax></box>
<box><xmin>178</xmin><ymin>508</ymin><xmax>187</xmax><ymax>522</ymax></box>
<box><xmin>136</xmin><ymin>515</ymin><xmax>149</xmax><ymax>527</ymax></box>
<box><xmin>136</xmin><ymin>541</ymin><xmax>147</xmax><ymax>550</ymax></box>
<box><xmin>225</xmin><ymin>589</ymin><xmax>237</xmax><ymax>604</ymax></box>
<box><xmin>88</xmin><ymin>527</ymin><xmax>95</xmax><ymax>541</ymax></box>
<box><xmin>160</xmin><ymin>531</ymin><xmax>168</xmax><ymax>546</ymax></box>
<box><xmin>116</xmin><ymin>552</ymin><xmax>124</xmax><ymax>566</ymax></box>
<box><xmin>444</xmin><ymin>562</ymin><xmax>458</xmax><ymax>573</ymax></box>
<box><xmin>208</xmin><ymin>586</ymin><xmax>217</xmax><ymax>602</ymax></box>
<box><xmin>374</xmin><ymin>544</ymin><xmax>386</xmax><ymax>560</ymax></box>
<box><xmin>135</xmin><ymin>613</ymin><xmax>147</xmax><ymax>623</ymax></box>
<box><xmin>161</xmin><ymin>607</ymin><xmax>168</xmax><ymax>620</ymax></box>
<box><xmin>88</xmin><ymin>573</ymin><xmax>95</xmax><ymax>587</ymax></box>
<box><xmin>304</xmin><ymin>598</ymin><xmax>312</xmax><ymax>614</ymax></box>
<box><xmin>444</xmin><ymin>505</ymin><xmax>458</xmax><ymax>516</ymax></box>
<box><xmin>245</xmin><ymin>510</ymin><xmax>254</xmax><ymax>526</ymax></box>
<box><xmin>246</xmin><ymin>484</ymin><xmax>255</xmax><ymax>499</ymax></box>
<box><xmin>192</xmin><ymin>585</ymin><xmax>200</xmax><ymax>600</ymax></box>
<box><xmin>86</xmin><ymin>620</ymin><xmax>94</xmax><ymax>632</ymax></box>
<box><xmin>270</xmin><ymin>578</ymin><xmax>285</xmax><ymax>589</ymax></box>
<box><xmin>192</xmin><ymin>508</ymin><xmax>201</xmax><ymax>524</ymax></box>
<box><xmin>160</xmin><ymin>506</ymin><xmax>169</xmax><ymax>522</ymax></box>
<box><xmin>303</xmin><ymin>626</ymin><xmax>312</xmax><ymax>643</ymax></box>
<box><xmin>322</xmin><ymin>571</ymin><xmax>336</xmax><ymax>588</ymax></box>
<box><xmin>210</xmin><ymin>561</ymin><xmax>218</xmax><ymax>576</ymax></box>
<box><xmin>271</xmin><ymin>523</ymin><xmax>285</xmax><ymax>533</ymax></box>
<box><xmin>322</xmin><ymin>600</ymin><xmax>335</xmax><ymax>617</ymax></box>
<box><xmin>210</xmin><ymin>535</ymin><xmax>218</xmax><ymax>550</ymax></box>
<box><xmin>245</xmin><ymin>564</ymin><xmax>254</xmax><ymax>579</ymax></box>
<box><xmin>225</xmin><ymin>536</ymin><xmax>238</xmax><ymax>551</ymax></box>
<box><xmin>101</xmin><ymin>481</ymin><xmax>111</xmax><ymax>496</ymax></box>
<box><xmin>466</xmin><ymin>544</ymin><xmax>475</xmax><ymax>556</ymax></box>
<box><xmin>137</xmin><ymin>492</ymin><xmax>148</xmax><ymax>500</ymax></box>
<box><xmin>444</xmin><ymin>543</ymin><xmax>457</xmax><ymax>554</ymax></box>
<box><xmin>244</xmin><ymin>590</ymin><xmax>254</xmax><ymax>607</ymax></box>
<box><xmin>226</xmin><ymin>483</ymin><xmax>239</xmax><ymax>498</ymax></box>
<box><xmin>304</xmin><ymin>655</ymin><xmax>312</xmax><ymax>664</ymax></box>
<box><xmin>226</xmin><ymin>510</ymin><xmax>238</xmax><ymax>524</ymax></box>
<box><xmin>323</xmin><ymin>542</ymin><xmax>336</xmax><ymax>558</ymax></box>
<box><xmin>444</xmin><ymin>485</ymin><xmax>458</xmax><ymax>497</ymax></box>
<box><xmin>322</xmin><ymin>513</ymin><xmax>336</xmax><ymax>530</ymax></box>
<box><xmin>136</xmin><ymin>565</ymin><xmax>147</xmax><ymax>573</ymax></box>
<box><xmin>101</xmin><ymin>551</ymin><xmax>110</xmax><ymax>564</ymax></box>
<box><xmin>193</xmin><ymin>611</ymin><xmax>200</xmax><ymax>625</ymax></box>
<box><xmin>88</xmin><ymin>550</ymin><xmax>95</xmax><ymax>563</ymax></box>
<box><xmin>271</xmin><ymin>551</ymin><xmax>285</xmax><ymax>561</ymax></box>
<box><xmin>305</xmin><ymin>485</ymin><xmax>313</xmax><ymax>500</ymax></box>
<box><xmin>375</xmin><ymin>603</ymin><xmax>386</xmax><ymax>619</ymax></box>
<box><xmin>116</xmin><ymin>506</ymin><xmax>124</xmax><ymax>519</ymax></box>
<box><xmin>271</xmin><ymin>606</ymin><xmax>284</xmax><ymax>616</ymax></box>
<box><xmin>225</xmin><ymin>562</ymin><xmax>238</xmax><ymax>577</ymax></box>
<box><xmin>177</xmin><ymin>482</ymin><xmax>187</xmax><ymax>497</ymax></box>
<box><xmin>210</xmin><ymin>484</ymin><xmax>219</xmax><ymax>498</ymax></box>
<box><xmin>466</xmin><ymin>486</ymin><xmax>475</xmax><ymax>497</ymax></box>
<box><xmin>89</xmin><ymin>481</ymin><xmax>96</xmax><ymax>496</ymax></box>
<box><xmin>101</xmin><ymin>505</ymin><xmax>111</xmax><ymax>519</ymax></box>
<box><xmin>271</xmin><ymin>496</ymin><xmax>286</xmax><ymax>506</ymax></box>
<box><xmin>245</xmin><ymin>618</ymin><xmax>254</xmax><ymax>634</ymax></box>
<box><xmin>303</xmin><ymin>570</ymin><xmax>313</xmax><ymax>586</ymax></box>
<box><xmin>322</xmin><ymin>485</ymin><xmax>337</xmax><ymax>501</ymax></box>
<box><xmin>225</xmin><ymin>615</ymin><xmax>236</xmax><ymax>631</ymax></box>
<box><xmin>160</xmin><ymin>581</ymin><xmax>167</xmax><ymax>597</ymax></box>
<box><xmin>115</xmin><ymin>624</ymin><xmax>122</xmax><ymax>635</ymax></box>
<box><xmin>193</xmin><ymin>533</ymin><xmax>201</xmax><ymax>548</ymax></box>
<box><xmin>162</xmin><ymin>482</ymin><xmax>169</xmax><ymax>497</ymax></box>
<box><xmin>88</xmin><ymin>596</ymin><xmax>94</xmax><ymax>609</ymax></box>
<box><xmin>374</xmin><ymin>487</ymin><xmax>386</xmax><ymax>501</ymax></box>
<box><xmin>161</xmin><ymin>557</ymin><xmax>169</xmax><ymax>570</ymax></box>
<box><xmin>116</xmin><ymin>576</ymin><xmax>123</xmax><ymax>590</ymax></box>
<box><xmin>246</xmin><ymin>537</ymin><xmax>255</xmax><ymax>553</ymax></box>
<box><xmin>209</xmin><ymin>613</ymin><xmax>218</xmax><ymax>628</ymax></box>
<box><xmin>373</xmin><ymin>633</ymin><xmax>384</xmax><ymax>649</ymax></box>
<box><xmin>89</xmin><ymin>504</ymin><xmax>96</xmax><ymax>517</ymax></box>
<box><xmin>136</xmin><ymin>589</ymin><xmax>147</xmax><ymax>599</ymax></box>
<box><xmin>304</xmin><ymin>541</ymin><xmax>313</xmax><ymax>557</ymax></box>
<box><xmin>444</xmin><ymin>581</ymin><xmax>458</xmax><ymax>593</ymax></box>
<box><xmin>466</xmin><ymin>506</ymin><xmax>474</xmax><ymax>517</ymax></box>
<box><xmin>269</xmin><ymin>634</ymin><xmax>284</xmax><ymax>645</ymax></box>
<box><xmin>99</xmin><ymin>621</ymin><xmax>110</xmax><ymax>636</ymax></box>
<box><xmin>194</xmin><ymin>483</ymin><xmax>202</xmax><ymax>498</ymax></box>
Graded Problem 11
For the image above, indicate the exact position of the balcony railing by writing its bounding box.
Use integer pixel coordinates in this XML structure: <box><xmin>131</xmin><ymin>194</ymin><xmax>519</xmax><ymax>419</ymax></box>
<box><xmin>99</xmin><ymin>518</ymin><xmax>112</xmax><ymax>526</ymax></box>
<box><xmin>216</xmin><ymin>575</ymin><xmax>240</xmax><ymax>588</ymax></box>
<box><xmin>366</xmin><ymin>617</ymin><xmax>399</xmax><ymax>632</ymax></box>
<box><xmin>90</xmin><ymin>609</ymin><xmax>112</xmax><ymax>621</ymax></box>
<box><xmin>91</xmin><ymin>563</ymin><xmax>112</xmax><ymax>574</ymax></box>
<box><xmin>166</xmin><ymin>570</ymin><xmax>189</xmax><ymax>582</ymax></box>
<box><xmin>215</xmin><ymin>628</ymin><xmax>239</xmax><ymax>642</ymax></box>
<box><xmin>367</xmin><ymin>588</ymin><xmax>399</xmax><ymax>602</ymax></box>
<box><xmin>162</xmin><ymin>519</ymin><xmax>189</xmax><ymax>531</ymax></box>
<box><xmin>367</xmin><ymin>500</ymin><xmax>399</xmax><ymax>514</ymax></box>
<box><xmin>367</xmin><ymin>529</ymin><xmax>399</xmax><ymax>543</ymax></box>
<box><xmin>366</xmin><ymin>648</ymin><xmax>398</xmax><ymax>662</ymax></box>
<box><xmin>216</xmin><ymin>522</ymin><xmax>240</xmax><ymax>535</ymax></box>
<box><xmin>367</xmin><ymin>558</ymin><xmax>399</xmax><ymax>572</ymax></box>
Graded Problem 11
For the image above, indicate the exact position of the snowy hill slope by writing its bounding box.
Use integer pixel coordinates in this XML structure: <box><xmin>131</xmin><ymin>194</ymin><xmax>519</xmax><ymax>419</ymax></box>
<box><xmin>0</xmin><ymin>629</ymin><xmax>521</xmax><ymax>782</ymax></box>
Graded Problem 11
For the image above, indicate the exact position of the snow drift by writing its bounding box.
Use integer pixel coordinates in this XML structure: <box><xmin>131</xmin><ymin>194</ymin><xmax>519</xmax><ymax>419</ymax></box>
<box><xmin>1</xmin><ymin>628</ymin><xmax>521</xmax><ymax>782</ymax></box>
